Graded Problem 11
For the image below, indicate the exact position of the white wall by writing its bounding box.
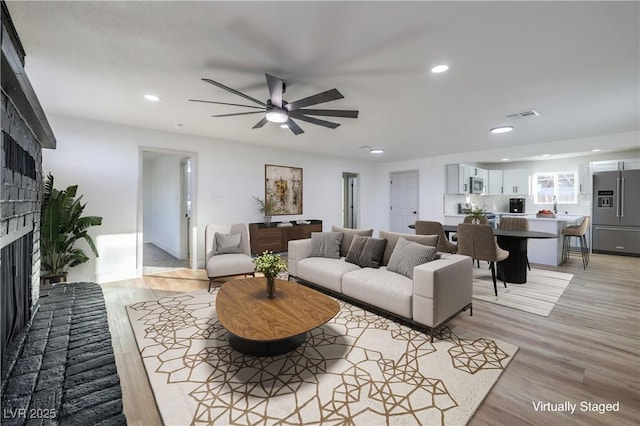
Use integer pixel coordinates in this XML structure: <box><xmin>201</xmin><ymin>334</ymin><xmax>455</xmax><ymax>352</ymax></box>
<box><xmin>42</xmin><ymin>115</ymin><xmax>377</xmax><ymax>283</ymax></box>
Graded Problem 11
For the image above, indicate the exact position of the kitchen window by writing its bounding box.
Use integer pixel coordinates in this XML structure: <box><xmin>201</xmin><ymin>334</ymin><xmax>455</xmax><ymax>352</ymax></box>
<box><xmin>534</xmin><ymin>171</ymin><xmax>577</xmax><ymax>204</ymax></box>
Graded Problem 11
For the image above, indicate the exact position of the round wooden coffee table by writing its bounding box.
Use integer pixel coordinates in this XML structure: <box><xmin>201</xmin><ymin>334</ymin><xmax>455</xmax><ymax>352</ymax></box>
<box><xmin>216</xmin><ymin>277</ymin><xmax>340</xmax><ymax>356</ymax></box>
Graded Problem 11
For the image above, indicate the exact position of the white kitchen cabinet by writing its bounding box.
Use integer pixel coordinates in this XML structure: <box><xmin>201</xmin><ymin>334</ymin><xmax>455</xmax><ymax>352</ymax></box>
<box><xmin>446</xmin><ymin>164</ymin><xmax>472</xmax><ymax>194</ymax></box>
<box><xmin>502</xmin><ymin>169</ymin><xmax>529</xmax><ymax>195</ymax></box>
<box><xmin>578</xmin><ymin>163</ymin><xmax>592</xmax><ymax>194</ymax></box>
<box><xmin>488</xmin><ymin>170</ymin><xmax>503</xmax><ymax>195</ymax></box>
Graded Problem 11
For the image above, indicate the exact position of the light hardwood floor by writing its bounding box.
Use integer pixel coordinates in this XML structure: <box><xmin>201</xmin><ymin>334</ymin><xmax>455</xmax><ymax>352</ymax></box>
<box><xmin>101</xmin><ymin>253</ymin><xmax>640</xmax><ymax>426</ymax></box>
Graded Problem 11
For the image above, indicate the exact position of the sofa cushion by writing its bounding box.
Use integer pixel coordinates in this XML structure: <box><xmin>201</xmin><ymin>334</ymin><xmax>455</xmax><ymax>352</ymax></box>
<box><xmin>214</xmin><ymin>232</ymin><xmax>241</xmax><ymax>254</ymax></box>
<box><xmin>309</xmin><ymin>232</ymin><xmax>343</xmax><ymax>259</ymax></box>
<box><xmin>387</xmin><ymin>237</ymin><xmax>438</xmax><ymax>279</ymax></box>
<box><xmin>297</xmin><ymin>257</ymin><xmax>361</xmax><ymax>293</ymax></box>
<box><xmin>345</xmin><ymin>235</ymin><xmax>387</xmax><ymax>269</ymax></box>
<box><xmin>379</xmin><ymin>231</ymin><xmax>439</xmax><ymax>266</ymax></box>
<box><xmin>342</xmin><ymin>267</ymin><xmax>414</xmax><ymax>318</ymax></box>
<box><xmin>331</xmin><ymin>226</ymin><xmax>374</xmax><ymax>257</ymax></box>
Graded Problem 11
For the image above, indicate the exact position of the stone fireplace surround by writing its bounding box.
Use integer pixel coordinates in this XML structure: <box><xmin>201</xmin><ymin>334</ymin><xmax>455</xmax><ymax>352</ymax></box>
<box><xmin>1</xmin><ymin>91</ymin><xmax>43</xmax><ymax>358</ymax></box>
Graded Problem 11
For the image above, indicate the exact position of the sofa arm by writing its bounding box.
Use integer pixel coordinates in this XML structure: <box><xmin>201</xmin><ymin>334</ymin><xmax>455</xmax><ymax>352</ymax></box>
<box><xmin>412</xmin><ymin>254</ymin><xmax>473</xmax><ymax>328</ymax></box>
<box><xmin>288</xmin><ymin>238</ymin><xmax>312</xmax><ymax>277</ymax></box>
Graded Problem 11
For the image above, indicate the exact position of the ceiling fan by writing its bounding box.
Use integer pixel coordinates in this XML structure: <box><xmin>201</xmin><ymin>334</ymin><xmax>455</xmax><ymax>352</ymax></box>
<box><xmin>189</xmin><ymin>74</ymin><xmax>359</xmax><ymax>135</ymax></box>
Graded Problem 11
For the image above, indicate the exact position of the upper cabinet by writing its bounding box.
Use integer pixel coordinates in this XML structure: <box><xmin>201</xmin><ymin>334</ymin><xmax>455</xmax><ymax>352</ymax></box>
<box><xmin>446</xmin><ymin>164</ymin><xmax>471</xmax><ymax>194</ymax></box>
<box><xmin>485</xmin><ymin>168</ymin><xmax>529</xmax><ymax>195</ymax></box>
<box><xmin>578</xmin><ymin>163</ymin><xmax>592</xmax><ymax>194</ymax></box>
<box><xmin>446</xmin><ymin>164</ymin><xmax>488</xmax><ymax>194</ymax></box>
<box><xmin>447</xmin><ymin>164</ymin><xmax>529</xmax><ymax>195</ymax></box>
<box><xmin>502</xmin><ymin>169</ymin><xmax>529</xmax><ymax>195</ymax></box>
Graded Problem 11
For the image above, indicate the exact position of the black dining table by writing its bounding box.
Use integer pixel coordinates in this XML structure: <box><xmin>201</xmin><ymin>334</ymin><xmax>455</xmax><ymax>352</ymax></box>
<box><xmin>439</xmin><ymin>225</ymin><xmax>558</xmax><ymax>284</ymax></box>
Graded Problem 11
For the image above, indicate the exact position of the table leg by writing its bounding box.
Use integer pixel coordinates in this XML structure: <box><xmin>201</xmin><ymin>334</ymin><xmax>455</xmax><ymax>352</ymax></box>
<box><xmin>228</xmin><ymin>332</ymin><xmax>307</xmax><ymax>356</ymax></box>
<box><xmin>496</xmin><ymin>236</ymin><xmax>528</xmax><ymax>284</ymax></box>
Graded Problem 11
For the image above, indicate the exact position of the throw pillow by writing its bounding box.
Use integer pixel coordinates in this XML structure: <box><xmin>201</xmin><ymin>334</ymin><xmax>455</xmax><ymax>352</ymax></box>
<box><xmin>359</xmin><ymin>236</ymin><xmax>388</xmax><ymax>268</ymax></box>
<box><xmin>387</xmin><ymin>237</ymin><xmax>438</xmax><ymax>279</ymax></box>
<box><xmin>214</xmin><ymin>232</ymin><xmax>242</xmax><ymax>254</ymax></box>
<box><xmin>346</xmin><ymin>235</ymin><xmax>388</xmax><ymax>268</ymax></box>
<box><xmin>379</xmin><ymin>231</ymin><xmax>439</xmax><ymax>266</ymax></box>
<box><xmin>345</xmin><ymin>234</ymin><xmax>368</xmax><ymax>265</ymax></box>
<box><xmin>331</xmin><ymin>226</ymin><xmax>374</xmax><ymax>257</ymax></box>
<box><xmin>309</xmin><ymin>232</ymin><xmax>343</xmax><ymax>259</ymax></box>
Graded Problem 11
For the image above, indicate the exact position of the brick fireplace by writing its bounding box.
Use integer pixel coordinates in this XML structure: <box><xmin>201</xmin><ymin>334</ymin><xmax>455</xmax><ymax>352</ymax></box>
<box><xmin>1</xmin><ymin>1</ymin><xmax>56</xmax><ymax>359</ymax></box>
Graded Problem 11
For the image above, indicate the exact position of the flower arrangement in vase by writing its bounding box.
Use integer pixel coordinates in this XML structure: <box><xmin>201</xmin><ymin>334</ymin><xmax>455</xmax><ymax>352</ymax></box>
<box><xmin>253</xmin><ymin>250</ymin><xmax>288</xmax><ymax>298</ymax></box>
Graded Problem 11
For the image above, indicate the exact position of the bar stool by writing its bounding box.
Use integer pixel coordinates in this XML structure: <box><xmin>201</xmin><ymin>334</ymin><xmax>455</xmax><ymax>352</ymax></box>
<box><xmin>561</xmin><ymin>216</ymin><xmax>590</xmax><ymax>269</ymax></box>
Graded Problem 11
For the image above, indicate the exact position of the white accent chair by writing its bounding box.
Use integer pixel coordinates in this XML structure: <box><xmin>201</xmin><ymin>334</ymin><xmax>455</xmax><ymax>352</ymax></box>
<box><xmin>205</xmin><ymin>223</ymin><xmax>255</xmax><ymax>291</ymax></box>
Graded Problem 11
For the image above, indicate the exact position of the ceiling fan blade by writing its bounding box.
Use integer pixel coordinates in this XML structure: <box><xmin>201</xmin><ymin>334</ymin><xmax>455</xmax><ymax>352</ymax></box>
<box><xmin>286</xmin><ymin>89</ymin><xmax>344</xmax><ymax>110</ymax></box>
<box><xmin>288</xmin><ymin>113</ymin><xmax>340</xmax><ymax>129</ymax></box>
<box><xmin>292</xmin><ymin>109</ymin><xmax>359</xmax><ymax>119</ymax></box>
<box><xmin>286</xmin><ymin>118</ymin><xmax>304</xmax><ymax>135</ymax></box>
<box><xmin>265</xmin><ymin>73</ymin><xmax>284</xmax><ymax>108</ymax></box>
<box><xmin>202</xmin><ymin>78</ymin><xmax>267</xmax><ymax>107</ymax></box>
<box><xmin>189</xmin><ymin>99</ymin><xmax>264</xmax><ymax>110</ymax></box>
<box><xmin>252</xmin><ymin>117</ymin><xmax>269</xmax><ymax>129</ymax></box>
<box><xmin>212</xmin><ymin>111</ymin><xmax>265</xmax><ymax>118</ymax></box>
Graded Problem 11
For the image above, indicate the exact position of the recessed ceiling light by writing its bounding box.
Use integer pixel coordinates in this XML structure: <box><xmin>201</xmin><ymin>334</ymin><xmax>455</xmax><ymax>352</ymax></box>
<box><xmin>370</xmin><ymin>148</ymin><xmax>385</xmax><ymax>154</ymax></box>
<box><xmin>592</xmin><ymin>148</ymin><xmax>601</xmax><ymax>152</ymax></box>
<box><xmin>431</xmin><ymin>64</ymin><xmax>449</xmax><ymax>74</ymax></box>
<box><xmin>542</xmin><ymin>154</ymin><xmax>550</xmax><ymax>157</ymax></box>
<box><xmin>280</xmin><ymin>123</ymin><xmax>289</xmax><ymax>129</ymax></box>
<box><xmin>491</xmin><ymin>126</ymin><xmax>514</xmax><ymax>134</ymax></box>
<box><xmin>501</xmin><ymin>158</ymin><xmax>509</xmax><ymax>161</ymax></box>
<box><xmin>144</xmin><ymin>94</ymin><xmax>160</xmax><ymax>102</ymax></box>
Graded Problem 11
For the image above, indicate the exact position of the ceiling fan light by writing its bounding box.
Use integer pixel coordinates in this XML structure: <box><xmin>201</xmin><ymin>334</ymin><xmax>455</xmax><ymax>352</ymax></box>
<box><xmin>266</xmin><ymin>109</ymin><xmax>288</xmax><ymax>123</ymax></box>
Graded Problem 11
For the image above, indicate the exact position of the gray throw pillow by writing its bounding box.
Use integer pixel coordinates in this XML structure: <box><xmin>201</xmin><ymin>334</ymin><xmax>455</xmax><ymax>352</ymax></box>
<box><xmin>387</xmin><ymin>237</ymin><xmax>438</xmax><ymax>279</ymax></box>
<box><xmin>214</xmin><ymin>232</ymin><xmax>242</xmax><ymax>254</ymax></box>
<box><xmin>309</xmin><ymin>232</ymin><xmax>343</xmax><ymax>259</ymax></box>
<box><xmin>359</xmin><ymin>237</ymin><xmax>388</xmax><ymax>268</ymax></box>
<box><xmin>345</xmin><ymin>234</ymin><xmax>367</xmax><ymax>266</ymax></box>
<box><xmin>331</xmin><ymin>226</ymin><xmax>374</xmax><ymax>257</ymax></box>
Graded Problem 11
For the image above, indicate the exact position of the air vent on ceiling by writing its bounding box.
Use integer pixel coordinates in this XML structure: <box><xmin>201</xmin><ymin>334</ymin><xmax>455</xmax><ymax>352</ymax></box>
<box><xmin>506</xmin><ymin>109</ymin><xmax>539</xmax><ymax>120</ymax></box>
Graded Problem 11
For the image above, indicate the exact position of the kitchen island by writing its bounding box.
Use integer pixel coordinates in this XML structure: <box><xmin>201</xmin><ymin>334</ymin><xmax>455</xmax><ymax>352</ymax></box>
<box><xmin>503</xmin><ymin>215</ymin><xmax>583</xmax><ymax>266</ymax></box>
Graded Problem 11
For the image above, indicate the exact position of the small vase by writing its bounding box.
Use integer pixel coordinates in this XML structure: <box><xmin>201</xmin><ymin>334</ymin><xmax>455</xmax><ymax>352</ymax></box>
<box><xmin>264</xmin><ymin>215</ymin><xmax>272</xmax><ymax>227</ymax></box>
<box><xmin>266</xmin><ymin>276</ymin><xmax>276</xmax><ymax>298</ymax></box>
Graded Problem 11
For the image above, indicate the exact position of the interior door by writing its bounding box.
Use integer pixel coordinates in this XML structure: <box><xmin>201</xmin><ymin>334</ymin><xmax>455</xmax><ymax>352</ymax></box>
<box><xmin>390</xmin><ymin>171</ymin><xmax>419</xmax><ymax>232</ymax></box>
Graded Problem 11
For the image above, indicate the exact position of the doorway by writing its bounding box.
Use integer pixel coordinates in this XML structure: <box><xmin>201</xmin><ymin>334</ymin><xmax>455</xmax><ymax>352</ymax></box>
<box><xmin>389</xmin><ymin>170</ymin><xmax>419</xmax><ymax>232</ymax></box>
<box><xmin>141</xmin><ymin>150</ymin><xmax>195</xmax><ymax>275</ymax></box>
<box><xmin>342</xmin><ymin>172</ymin><xmax>359</xmax><ymax>229</ymax></box>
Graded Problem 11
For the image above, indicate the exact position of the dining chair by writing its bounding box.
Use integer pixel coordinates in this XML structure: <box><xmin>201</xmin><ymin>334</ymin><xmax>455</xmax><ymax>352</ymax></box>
<box><xmin>457</xmin><ymin>223</ymin><xmax>509</xmax><ymax>296</ymax></box>
<box><xmin>414</xmin><ymin>220</ymin><xmax>457</xmax><ymax>253</ymax></box>
<box><xmin>452</xmin><ymin>215</ymin><xmax>488</xmax><ymax>241</ymax></box>
<box><xmin>561</xmin><ymin>216</ymin><xmax>590</xmax><ymax>269</ymax></box>
<box><xmin>498</xmin><ymin>217</ymin><xmax>531</xmax><ymax>271</ymax></box>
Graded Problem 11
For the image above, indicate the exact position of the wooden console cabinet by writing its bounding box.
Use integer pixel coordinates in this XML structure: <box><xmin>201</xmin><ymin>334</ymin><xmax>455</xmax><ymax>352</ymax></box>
<box><xmin>249</xmin><ymin>220</ymin><xmax>322</xmax><ymax>255</ymax></box>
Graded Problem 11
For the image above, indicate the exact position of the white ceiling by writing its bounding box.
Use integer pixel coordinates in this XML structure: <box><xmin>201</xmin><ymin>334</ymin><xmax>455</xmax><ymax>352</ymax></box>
<box><xmin>6</xmin><ymin>1</ymin><xmax>640</xmax><ymax>162</ymax></box>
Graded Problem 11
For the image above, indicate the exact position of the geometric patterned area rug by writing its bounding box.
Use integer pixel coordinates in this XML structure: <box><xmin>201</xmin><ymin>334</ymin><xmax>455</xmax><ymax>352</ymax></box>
<box><xmin>126</xmin><ymin>288</ymin><xmax>518</xmax><ymax>425</ymax></box>
<box><xmin>473</xmin><ymin>267</ymin><xmax>573</xmax><ymax>317</ymax></box>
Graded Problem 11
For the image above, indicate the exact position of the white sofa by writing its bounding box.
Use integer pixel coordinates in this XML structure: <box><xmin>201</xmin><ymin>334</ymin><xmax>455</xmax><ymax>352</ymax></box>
<box><xmin>288</xmin><ymin>230</ymin><xmax>473</xmax><ymax>341</ymax></box>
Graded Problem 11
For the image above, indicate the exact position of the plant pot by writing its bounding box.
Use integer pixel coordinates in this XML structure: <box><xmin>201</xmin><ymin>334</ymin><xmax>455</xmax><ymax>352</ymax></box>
<box><xmin>40</xmin><ymin>273</ymin><xmax>67</xmax><ymax>286</ymax></box>
<box><xmin>266</xmin><ymin>276</ymin><xmax>276</xmax><ymax>298</ymax></box>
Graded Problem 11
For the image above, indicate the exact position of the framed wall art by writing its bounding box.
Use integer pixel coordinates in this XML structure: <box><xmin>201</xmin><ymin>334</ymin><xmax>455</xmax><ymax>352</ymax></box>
<box><xmin>265</xmin><ymin>164</ymin><xmax>303</xmax><ymax>215</ymax></box>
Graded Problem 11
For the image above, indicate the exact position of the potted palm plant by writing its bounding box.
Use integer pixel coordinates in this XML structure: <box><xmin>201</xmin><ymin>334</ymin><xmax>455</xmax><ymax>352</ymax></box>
<box><xmin>40</xmin><ymin>173</ymin><xmax>103</xmax><ymax>284</ymax></box>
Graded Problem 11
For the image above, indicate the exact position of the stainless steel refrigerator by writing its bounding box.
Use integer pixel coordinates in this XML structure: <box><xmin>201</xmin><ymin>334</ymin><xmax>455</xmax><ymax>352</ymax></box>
<box><xmin>592</xmin><ymin>168</ymin><xmax>640</xmax><ymax>255</ymax></box>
